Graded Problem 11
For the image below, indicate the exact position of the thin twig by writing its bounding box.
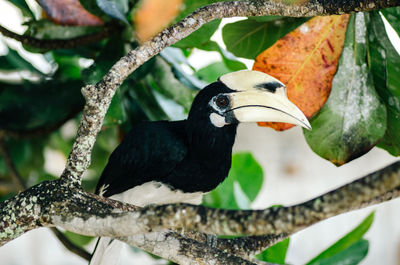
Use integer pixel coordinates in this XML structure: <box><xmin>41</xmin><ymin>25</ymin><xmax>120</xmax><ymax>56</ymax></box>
<box><xmin>0</xmin><ymin>23</ymin><xmax>116</xmax><ymax>50</ymax></box>
<box><xmin>50</xmin><ymin>227</ymin><xmax>92</xmax><ymax>261</ymax></box>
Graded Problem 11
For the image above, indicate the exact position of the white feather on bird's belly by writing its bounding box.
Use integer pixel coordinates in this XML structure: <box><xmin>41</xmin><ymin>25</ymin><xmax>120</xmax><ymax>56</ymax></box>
<box><xmin>105</xmin><ymin>181</ymin><xmax>204</xmax><ymax>207</ymax></box>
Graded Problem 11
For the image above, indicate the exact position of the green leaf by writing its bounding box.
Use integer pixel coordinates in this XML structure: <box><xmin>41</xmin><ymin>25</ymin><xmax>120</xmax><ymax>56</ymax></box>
<box><xmin>250</xmin><ymin>15</ymin><xmax>282</xmax><ymax>22</ymax></box>
<box><xmin>174</xmin><ymin>20</ymin><xmax>221</xmax><ymax>49</ymax></box>
<box><xmin>233</xmin><ymin>181</ymin><xmax>251</xmax><ymax>209</ymax></box>
<box><xmin>306</xmin><ymin>212</ymin><xmax>374</xmax><ymax>265</ymax></box>
<box><xmin>8</xmin><ymin>0</ymin><xmax>35</xmax><ymax>18</ymax></box>
<box><xmin>308</xmin><ymin>240</ymin><xmax>369</xmax><ymax>265</ymax></box>
<box><xmin>148</xmin><ymin>57</ymin><xmax>196</xmax><ymax>112</ymax></box>
<box><xmin>161</xmin><ymin>47</ymin><xmax>207</xmax><ymax>90</ymax></box>
<box><xmin>51</xmin><ymin>50</ymin><xmax>83</xmax><ymax>80</ymax></box>
<box><xmin>202</xmin><ymin>152</ymin><xmax>263</xmax><ymax>209</ymax></box>
<box><xmin>256</xmin><ymin>238</ymin><xmax>290</xmax><ymax>264</ymax></box>
<box><xmin>189</xmin><ymin>40</ymin><xmax>247</xmax><ymax>71</ymax></box>
<box><xmin>381</xmin><ymin>7</ymin><xmax>400</xmax><ymax>37</ymax></box>
<box><xmin>127</xmin><ymin>78</ymin><xmax>169</xmax><ymax>121</ymax></box>
<box><xmin>96</xmin><ymin>0</ymin><xmax>128</xmax><ymax>23</ymax></box>
<box><xmin>196</xmin><ymin>62</ymin><xmax>232</xmax><ymax>83</ymax></box>
<box><xmin>304</xmin><ymin>13</ymin><xmax>386</xmax><ymax>166</ymax></box>
<box><xmin>367</xmin><ymin>11</ymin><xmax>400</xmax><ymax>156</ymax></box>
<box><xmin>222</xmin><ymin>17</ymin><xmax>308</xmax><ymax>59</ymax></box>
<box><xmin>0</xmin><ymin>79</ymin><xmax>84</xmax><ymax>132</ymax></box>
<box><xmin>82</xmin><ymin>37</ymin><xmax>125</xmax><ymax>84</ymax></box>
<box><xmin>0</xmin><ymin>137</ymin><xmax>46</xmax><ymax>180</ymax></box>
<box><xmin>104</xmin><ymin>90</ymin><xmax>127</xmax><ymax>125</ymax></box>
<box><xmin>63</xmin><ymin>231</ymin><xmax>94</xmax><ymax>246</ymax></box>
<box><xmin>0</xmin><ymin>47</ymin><xmax>42</xmax><ymax>74</ymax></box>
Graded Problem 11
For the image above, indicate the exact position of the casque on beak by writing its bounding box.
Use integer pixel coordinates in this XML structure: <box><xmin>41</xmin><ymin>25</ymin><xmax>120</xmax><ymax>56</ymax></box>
<box><xmin>219</xmin><ymin>70</ymin><xmax>311</xmax><ymax>130</ymax></box>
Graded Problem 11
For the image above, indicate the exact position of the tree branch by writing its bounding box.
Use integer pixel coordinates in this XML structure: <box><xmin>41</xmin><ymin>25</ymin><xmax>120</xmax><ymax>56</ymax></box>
<box><xmin>183</xmin><ymin>231</ymin><xmax>287</xmax><ymax>260</ymax></box>
<box><xmin>1</xmin><ymin>160</ymin><xmax>399</xmax><ymax>247</ymax></box>
<box><xmin>122</xmin><ymin>231</ymin><xmax>272</xmax><ymax>265</ymax></box>
<box><xmin>0</xmin><ymin>23</ymin><xmax>116</xmax><ymax>50</ymax></box>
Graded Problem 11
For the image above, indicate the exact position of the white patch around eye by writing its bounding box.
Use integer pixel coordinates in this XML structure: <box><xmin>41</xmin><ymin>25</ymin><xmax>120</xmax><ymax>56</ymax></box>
<box><xmin>209</xmin><ymin>113</ymin><xmax>227</xmax><ymax>128</ymax></box>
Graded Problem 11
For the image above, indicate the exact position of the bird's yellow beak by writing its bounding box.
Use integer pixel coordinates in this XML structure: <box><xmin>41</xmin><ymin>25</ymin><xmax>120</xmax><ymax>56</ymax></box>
<box><xmin>219</xmin><ymin>70</ymin><xmax>311</xmax><ymax>130</ymax></box>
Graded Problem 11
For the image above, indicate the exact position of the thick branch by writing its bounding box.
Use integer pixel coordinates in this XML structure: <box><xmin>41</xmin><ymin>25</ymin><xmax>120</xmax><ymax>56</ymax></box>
<box><xmin>2</xmin><ymin>160</ymin><xmax>399</xmax><ymax>246</ymax></box>
<box><xmin>53</xmin><ymin>161</ymin><xmax>400</xmax><ymax>238</ymax></box>
<box><xmin>60</xmin><ymin>0</ymin><xmax>400</xmax><ymax>185</ymax></box>
<box><xmin>183</xmin><ymin>231</ymin><xmax>287</xmax><ymax>260</ymax></box>
<box><xmin>122</xmin><ymin>231</ymin><xmax>269</xmax><ymax>265</ymax></box>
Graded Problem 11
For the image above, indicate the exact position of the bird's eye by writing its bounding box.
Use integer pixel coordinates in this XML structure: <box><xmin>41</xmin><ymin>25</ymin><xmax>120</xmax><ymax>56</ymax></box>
<box><xmin>216</xmin><ymin>95</ymin><xmax>229</xmax><ymax>108</ymax></box>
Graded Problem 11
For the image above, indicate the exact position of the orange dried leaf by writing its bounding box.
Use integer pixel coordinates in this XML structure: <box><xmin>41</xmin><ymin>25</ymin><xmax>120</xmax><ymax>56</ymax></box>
<box><xmin>134</xmin><ymin>0</ymin><xmax>182</xmax><ymax>42</ymax></box>
<box><xmin>37</xmin><ymin>0</ymin><xmax>103</xmax><ymax>26</ymax></box>
<box><xmin>253</xmin><ymin>15</ymin><xmax>349</xmax><ymax>131</ymax></box>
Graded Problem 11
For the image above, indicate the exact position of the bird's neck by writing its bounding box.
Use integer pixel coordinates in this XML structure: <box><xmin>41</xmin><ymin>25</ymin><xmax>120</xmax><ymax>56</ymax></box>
<box><xmin>185</xmin><ymin>119</ymin><xmax>238</xmax><ymax>160</ymax></box>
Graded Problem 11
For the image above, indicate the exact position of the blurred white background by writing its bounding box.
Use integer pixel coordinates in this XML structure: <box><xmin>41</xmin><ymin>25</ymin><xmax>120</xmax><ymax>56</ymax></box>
<box><xmin>1</xmin><ymin>1</ymin><xmax>400</xmax><ymax>265</ymax></box>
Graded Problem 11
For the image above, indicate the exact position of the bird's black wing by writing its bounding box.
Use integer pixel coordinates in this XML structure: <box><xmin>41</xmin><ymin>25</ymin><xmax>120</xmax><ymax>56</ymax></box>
<box><xmin>96</xmin><ymin>120</ymin><xmax>187</xmax><ymax>197</ymax></box>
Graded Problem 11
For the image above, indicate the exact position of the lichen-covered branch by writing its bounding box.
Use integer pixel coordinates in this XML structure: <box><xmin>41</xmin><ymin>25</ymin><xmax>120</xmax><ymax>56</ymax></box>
<box><xmin>122</xmin><ymin>231</ymin><xmax>270</xmax><ymax>265</ymax></box>
<box><xmin>60</xmin><ymin>0</ymin><xmax>400</xmax><ymax>185</ymax></box>
<box><xmin>56</xmin><ymin>161</ymin><xmax>400</xmax><ymax>238</ymax></box>
<box><xmin>1</xmin><ymin>160</ymin><xmax>399</xmax><ymax>247</ymax></box>
<box><xmin>183</xmin><ymin>231</ymin><xmax>287</xmax><ymax>260</ymax></box>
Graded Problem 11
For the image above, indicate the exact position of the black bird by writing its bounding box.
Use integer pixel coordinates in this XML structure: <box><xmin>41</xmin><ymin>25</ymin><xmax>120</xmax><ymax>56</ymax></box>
<box><xmin>90</xmin><ymin>70</ymin><xmax>311</xmax><ymax>265</ymax></box>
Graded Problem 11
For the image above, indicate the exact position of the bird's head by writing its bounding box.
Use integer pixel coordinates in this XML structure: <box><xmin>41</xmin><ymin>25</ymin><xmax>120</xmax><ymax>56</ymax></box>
<box><xmin>188</xmin><ymin>70</ymin><xmax>311</xmax><ymax>130</ymax></box>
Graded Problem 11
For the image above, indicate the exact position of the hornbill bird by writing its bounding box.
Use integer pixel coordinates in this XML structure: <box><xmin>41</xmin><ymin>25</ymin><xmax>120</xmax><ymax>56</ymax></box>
<box><xmin>90</xmin><ymin>70</ymin><xmax>311</xmax><ymax>265</ymax></box>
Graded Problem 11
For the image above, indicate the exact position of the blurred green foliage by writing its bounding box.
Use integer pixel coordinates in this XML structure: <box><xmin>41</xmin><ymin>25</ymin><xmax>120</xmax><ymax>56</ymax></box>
<box><xmin>0</xmin><ymin>0</ymin><xmax>398</xmax><ymax>263</ymax></box>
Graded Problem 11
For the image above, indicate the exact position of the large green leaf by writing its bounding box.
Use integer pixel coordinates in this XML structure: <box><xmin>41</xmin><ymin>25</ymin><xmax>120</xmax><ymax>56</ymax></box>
<box><xmin>202</xmin><ymin>152</ymin><xmax>263</xmax><ymax>209</ymax></box>
<box><xmin>161</xmin><ymin>47</ymin><xmax>207</xmax><ymax>90</ymax></box>
<box><xmin>367</xmin><ymin>11</ymin><xmax>400</xmax><ymax>156</ymax></box>
<box><xmin>304</xmin><ymin>13</ymin><xmax>386</xmax><ymax>166</ymax></box>
<box><xmin>381</xmin><ymin>7</ymin><xmax>400</xmax><ymax>37</ymax></box>
<box><xmin>127</xmin><ymin>79</ymin><xmax>169</xmax><ymax>121</ymax></box>
<box><xmin>306</xmin><ymin>212</ymin><xmax>374</xmax><ymax>265</ymax></box>
<box><xmin>222</xmin><ymin>17</ymin><xmax>308</xmax><ymax>59</ymax></box>
<box><xmin>149</xmin><ymin>57</ymin><xmax>196</xmax><ymax>112</ymax></box>
<box><xmin>256</xmin><ymin>238</ymin><xmax>290</xmax><ymax>264</ymax></box>
<box><xmin>0</xmin><ymin>80</ymin><xmax>84</xmax><ymax>132</ymax></box>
